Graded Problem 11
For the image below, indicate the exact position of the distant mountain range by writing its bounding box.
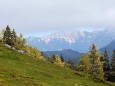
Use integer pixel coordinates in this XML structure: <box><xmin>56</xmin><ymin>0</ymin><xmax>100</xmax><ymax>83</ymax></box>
<box><xmin>26</xmin><ymin>29</ymin><xmax>115</xmax><ymax>53</ymax></box>
<box><xmin>43</xmin><ymin>49</ymin><xmax>83</xmax><ymax>64</ymax></box>
<box><xmin>43</xmin><ymin>39</ymin><xmax>115</xmax><ymax>63</ymax></box>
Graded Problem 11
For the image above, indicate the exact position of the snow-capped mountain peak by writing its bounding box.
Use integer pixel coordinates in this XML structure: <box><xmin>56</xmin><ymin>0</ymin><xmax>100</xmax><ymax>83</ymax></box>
<box><xmin>41</xmin><ymin>31</ymin><xmax>87</xmax><ymax>44</ymax></box>
<box><xmin>26</xmin><ymin>29</ymin><xmax>115</xmax><ymax>53</ymax></box>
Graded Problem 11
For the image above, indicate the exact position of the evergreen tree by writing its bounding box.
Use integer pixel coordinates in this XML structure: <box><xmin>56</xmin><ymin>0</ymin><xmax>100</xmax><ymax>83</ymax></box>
<box><xmin>19</xmin><ymin>33</ymin><xmax>26</xmax><ymax>48</ymax></box>
<box><xmin>14</xmin><ymin>33</ymin><xmax>26</xmax><ymax>50</ymax></box>
<box><xmin>77</xmin><ymin>54</ymin><xmax>91</xmax><ymax>73</ymax></box>
<box><xmin>67</xmin><ymin>59</ymin><xmax>75</xmax><ymax>69</ymax></box>
<box><xmin>3</xmin><ymin>25</ymin><xmax>12</xmax><ymax>45</ymax></box>
<box><xmin>11</xmin><ymin>29</ymin><xmax>17</xmax><ymax>47</ymax></box>
<box><xmin>67</xmin><ymin>59</ymin><xmax>74</xmax><ymax>66</ymax></box>
<box><xmin>52</xmin><ymin>55</ymin><xmax>56</xmax><ymax>63</ymax></box>
<box><xmin>100</xmin><ymin>54</ymin><xmax>104</xmax><ymax>62</ymax></box>
<box><xmin>20</xmin><ymin>33</ymin><xmax>23</xmax><ymax>39</ymax></box>
<box><xmin>60</xmin><ymin>54</ymin><xmax>64</xmax><ymax>62</ymax></box>
<box><xmin>111</xmin><ymin>50</ymin><xmax>115</xmax><ymax>71</ymax></box>
<box><xmin>89</xmin><ymin>44</ymin><xmax>104</xmax><ymax>80</ymax></box>
<box><xmin>103</xmin><ymin>49</ymin><xmax>110</xmax><ymax>80</ymax></box>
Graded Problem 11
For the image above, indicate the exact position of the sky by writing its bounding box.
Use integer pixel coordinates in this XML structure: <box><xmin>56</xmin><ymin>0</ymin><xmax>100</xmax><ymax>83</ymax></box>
<box><xmin>0</xmin><ymin>0</ymin><xmax>115</xmax><ymax>37</ymax></box>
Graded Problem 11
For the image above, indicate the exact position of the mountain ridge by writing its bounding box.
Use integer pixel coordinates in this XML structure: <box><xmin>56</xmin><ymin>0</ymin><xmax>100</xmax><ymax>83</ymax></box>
<box><xmin>43</xmin><ymin>49</ymin><xmax>83</xmax><ymax>63</ymax></box>
<box><xmin>100</xmin><ymin>39</ymin><xmax>115</xmax><ymax>56</ymax></box>
<box><xmin>27</xmin><ymin>29</ymin><xmax>115</xmax><ymax>53</ymax></box>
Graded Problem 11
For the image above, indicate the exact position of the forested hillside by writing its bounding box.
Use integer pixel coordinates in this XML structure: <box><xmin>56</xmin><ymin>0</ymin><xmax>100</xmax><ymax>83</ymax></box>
<box><xmin>0</xmin><ymin>45</ymin><xmax>114</xmax><ymax>86</ymax></box>
<box><xmin>0</xmin><ymin>26</ymin><xmax>115</xmax><ymax>86</ymax></box>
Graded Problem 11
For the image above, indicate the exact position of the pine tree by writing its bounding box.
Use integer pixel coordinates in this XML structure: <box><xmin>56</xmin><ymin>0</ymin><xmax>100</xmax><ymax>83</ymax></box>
<box><xmin>89</xmin><ymin>44</ymin><xmax>104</xmax><ymax>80</ymax></box>
<box><xmin>103</xmin><ymin>49</ymin><xmax>110</xmax><ymax>80</ymax></box>
<box><xmin>14</xmin><ymin>33</ymin><xmax>26</xmax><ymax>50</ymax></box>
<box><xmin>67</xmin><ymin>59</ymin><xmax>74</xmax><ymax>66</ymax></box>
<box><xmin>103</xmin><ymin>49</ymin><xmax>110</xmax><ymax>71</ymax></box>
<box><xmin>100</xmin><ymin>54</ymin><xmax>104</xmax><ymax>62</ymax></box>
<box><xmin>52</xmin><ymin>55</ymin><xmax>56</xmax><ymax>63</ymax></box>
<box><xmin>11</xmin><ymin>29</ymin><xmax>17</xmax><ymax>47</ymax></box>
<box><xmin>20</xmin><ymin>33</ymin><xmax>23</xmax><ymax>39</ymax></box>
<box><xmin>111</xmin><ymin>50</ymin><xmax>115</xmax><ymax>71</ymax></box>
<box><xmin>60</xmin><ymin>54</ymin><xmax>64</xmax><ymax>62</ymax></box>
<box><xmin>3</xmin><ymin>25</ymin><xmax>12</xmax><ymax>45</ymax></box>
<box><xmin>67</xmin><ymin>59</ymin><xmax>75</xmax><ymax>69</ymax></box>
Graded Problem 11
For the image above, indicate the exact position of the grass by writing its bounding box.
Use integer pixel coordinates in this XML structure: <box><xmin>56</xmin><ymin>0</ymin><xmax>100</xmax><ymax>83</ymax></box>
<box><xmin>0</xmin><ymin>45</ymin><xmax>115</xmax><ymax>86</ymax></box>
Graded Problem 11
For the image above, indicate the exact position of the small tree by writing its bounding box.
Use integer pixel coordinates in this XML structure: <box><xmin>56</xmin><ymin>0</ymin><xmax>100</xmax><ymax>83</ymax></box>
<box><xmin>0</xmin><ymin>29</ymin><xmax>5</xmax><ymax>43</ymax></box>
<box><xmin>111</xmin><ymin>50</ymin><xmax>115</xmax><ymax>71</ymax></box>
<box><xmin>60</xmin><ymin>54</ymin><xmax>64</xmax><ymax>62</ymax></box>
<box><xmin>3</xmin><ymin>25</ymin><xmax>12</xmax><ymax>45</ymax></box>
<box><xmin>77</xmin><ymin>54</ymin><xmax>91</xmax><ymax>73</ymax></box>
<box><xmin>14</xmin><ymin>33</ymin><xmax>26</xmax><ymax>50</ymax></box>
<box><xmin>89</xmin><ymin>44</ymin><xmax>104</xmax><ymax>80</ymax></box>
<box><xmin>67</xmin><ymin>59</ymin><xmax>75</xmax><ymax>69</ymax></box>
<box><xmin>67</xmin><ymin>59</ymin><xmax>74</xmax><ymax>65</ymax></box>
<box><xmin>11</xmin><ymin>29</ymin><xmax>17</xmax><ymax>47</ymax></box>
<box><xmin>103</xmin><ymin>49</ymin><xmax>110</xmax><ymax>80</ymax></box>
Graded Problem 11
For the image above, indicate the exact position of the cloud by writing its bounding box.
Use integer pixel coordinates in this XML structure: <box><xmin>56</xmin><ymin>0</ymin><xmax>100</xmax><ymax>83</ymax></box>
<box><xmin>0</xmin><ymin>0</ymin><xmax>115</xmax><ymax>35</ymax></box>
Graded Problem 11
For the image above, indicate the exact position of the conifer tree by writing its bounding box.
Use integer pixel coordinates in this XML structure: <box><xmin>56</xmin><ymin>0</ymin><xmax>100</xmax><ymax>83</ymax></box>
<box><xmin>111</xmin><ymin>50</ymin><xmax>115</xmax><ymax>71</ymax></box>
<box><xmin>52</xmin><ymin>55</ymin><xmax>56</xmax><ymax>63</ymax></box>
<box><xmin>89</xmin><ymin>44</ymin><xmax>104</xmax><ymax>80</ymax></box>
<box><xmin>11</xmin><ymin>29</ymin><xmax>17</xmax><ymax>47</ymax></box>
<box><xmin>77</xmin><ymin>54</ymin><xmax>91</xmax><ymax>73</ymax></box>
<box><xmin>67</xmin><ymin>59</ymin><xmax>74</xmax><ymax>66</ymax></box>
<box><xmin>14</xmin><ymin>33</ymin><xmax>26</xmax><ymax>50</ymax></box>
<box><xmin>100</xmin><ymin>54</ymin><xmax>104</xmax><ymax>62</ymax></box>
<box><xmin>67</xmin><ymin>59</ymin><xmax>75</xmax><ymax>69</ymax></box>
<box><xmin>3</xmin><ymin>25</ymin><xmax>12</xmax><ymax>45</ymax></box>
<box><xmin>103</xmin><ymin>49</ymin><xmax>110</xmax><ymax>80</ymax></box>
<box><xmin>20</xmin><ymin>33</ymin><xmax>23</xmax><ymax>38</ymax></box>
<box><xmin>60</xmin><ymin>54</ymin><xmax>64</xmax><ymax>62</ymax></box>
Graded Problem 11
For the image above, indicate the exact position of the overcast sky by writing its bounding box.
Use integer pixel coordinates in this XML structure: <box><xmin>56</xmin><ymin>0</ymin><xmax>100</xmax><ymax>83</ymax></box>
<box><xmin>0</xmin><ymin>0</ymin><xmax>115</xmax><ymax>37</ymax></box>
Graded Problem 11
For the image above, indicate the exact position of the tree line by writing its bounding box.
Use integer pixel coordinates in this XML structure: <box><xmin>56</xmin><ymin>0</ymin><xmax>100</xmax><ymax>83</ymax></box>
<box><xmin>0</xmin><ymin>25</ymin><xmax>45</xmax><ymax>60</ymax></box>
<box><xmin>0</xmin><ymin>26</ymin><xmax>66</xmax><ymax>66</ymax></box>
<box><xmin>76</xmin><ymin>44</ymin><xmax>115</xmax><ymax>82</ymax></box>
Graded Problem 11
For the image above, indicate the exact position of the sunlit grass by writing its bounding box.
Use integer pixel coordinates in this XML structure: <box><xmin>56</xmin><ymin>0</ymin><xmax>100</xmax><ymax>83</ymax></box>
<box><xmin>0</xmin><ymin>45</ymin><xmax>114</xmax><ymax>86</ymax></box>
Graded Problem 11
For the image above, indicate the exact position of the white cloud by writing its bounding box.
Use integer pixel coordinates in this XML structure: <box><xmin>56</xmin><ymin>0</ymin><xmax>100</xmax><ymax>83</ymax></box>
<box><xmin>0</xmin><ymin>0</ymin><xmax>115</xmax><ymax>35</ymax></box>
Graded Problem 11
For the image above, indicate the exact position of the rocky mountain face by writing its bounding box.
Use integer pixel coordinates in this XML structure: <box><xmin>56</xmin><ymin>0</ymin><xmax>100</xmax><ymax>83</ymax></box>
<box><xmin>26</xmin><ymin>29</ymin><xmax>115</xmax><ymax>53</ymax></box>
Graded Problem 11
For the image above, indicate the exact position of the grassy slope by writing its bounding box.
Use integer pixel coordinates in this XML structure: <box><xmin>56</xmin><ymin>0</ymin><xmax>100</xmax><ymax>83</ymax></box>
<box><xmin>0</xmin><ymin>45</ymin><xmax>114</xmax><ymax>86</ymax></box>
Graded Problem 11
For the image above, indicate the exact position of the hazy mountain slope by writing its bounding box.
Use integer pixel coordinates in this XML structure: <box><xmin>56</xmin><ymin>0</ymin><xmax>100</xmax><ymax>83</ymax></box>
<box><xmin>0</xmin><ymin>45</ymin><xmax>111</xmax><ymax>86</ymax></box>
<box><xmin>100</xmin><ymin>40</ymin><xmax>115</xmax><ymax>56</ymax></box>
<box><xmin>27</xmin><ymin>29</ymin><xmax>115</xmax><ymax>53</ymax></box>
<box><xmin>43</xmin><ymin>49</ymin><xmax>83</xmax><ymax>63</ymax></box>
